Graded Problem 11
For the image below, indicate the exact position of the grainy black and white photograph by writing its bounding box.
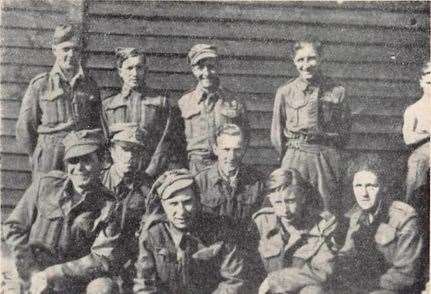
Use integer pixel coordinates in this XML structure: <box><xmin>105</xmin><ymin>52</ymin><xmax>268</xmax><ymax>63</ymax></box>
<box><xmin>0</xmin><ymin>0</ymin><xmax>430</xmax><ymax>293</ymax></box>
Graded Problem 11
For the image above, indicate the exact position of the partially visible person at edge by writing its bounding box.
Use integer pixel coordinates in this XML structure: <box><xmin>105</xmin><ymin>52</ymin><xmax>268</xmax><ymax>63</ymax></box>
<box><xmin>270</xmin><ymin>40</ymin><xmax>351</xmax><ymax>215</ymax></box>
<box><xmin>102</xmin><ymin>47</ymin><xmax>181</xmax><ymax>178</ymax></box>
<box><xmin>329</xmin><ymin>155</ymin><xmax>423</xmax><ymax>294</ymax></box>
<box><xmin>16</xmin><ymin>24</ymin><xmax>103</xmax><ymax>177</ymax></box>
<box><xmin>134</xmin><ymin>169</ymin><xmax>247</xmax><ymax>293</ymax></box>
<box><xmin>101</xmin><ymin>125</ymin><xmax>156</xmax><ymax>293</ymax></box>
<box><xmin>194</xmin><ymin>123</ymin><xmax>265</xmax><ymax>289</ymax></box>
<box><xmin>178</xmin><ymin>44</ymin><xmax>250</xmax><ymax>174</ymax></box>
<box><xmin>4</xmin><ymin>129</ymin><xmax>119</xmax><ymax>294</ymax></box>
<box><xmin>255</xmin><ymin>168</ymin><xmax>338</xmax><ymax>294</ymax></box>
<box><xmin>402</xmin><ymin>60</ymin><xmax>430</xmax><ymax>203</ymax></box>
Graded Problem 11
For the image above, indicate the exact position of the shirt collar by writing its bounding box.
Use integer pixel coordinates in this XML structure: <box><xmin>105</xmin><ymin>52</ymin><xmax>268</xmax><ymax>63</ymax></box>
<box><xmin>196</xmin><ymin>84</ymin><xmax>220</xmax><ymax>104</ymax></box>
<box><xmin>50</xmin><ymin>62</ymin><xmax>85</xmax><ymax>87</ymax></box>
<box><xmin>294</xmin><ymin>73</ymin><xmax>323</xmax><ymax>92</ymax></box>
<box><xmin>217</xmin><ymin>164</ymin><xmax>239</xmax><ymax>184</ymax></box>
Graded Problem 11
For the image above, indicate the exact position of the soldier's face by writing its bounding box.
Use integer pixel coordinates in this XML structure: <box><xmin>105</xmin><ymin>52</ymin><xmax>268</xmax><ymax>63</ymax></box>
<box><xmin>420</xmin><ymin>71</ymin><xmax>431</xmax><ymax>96</ymax></box>
<box><xmin>67</xmin><ymin>152</ymin><xmax>101</xmax><ymax>192</ymax></box>
<box><xmin>191</xmin><ymin>58</ymin><xmax>220</xmax><ymax>91</ymax></box>
<box><xmin>53</xmin><ymin>43</ymin><xmax>81</xmax><ymax>72</ymax></box>
<box><xmin>353</xmin><ymin>170</ymin><xmax>381</xmax><ymax>211</ymax></box>
<box><xmin>162</xmin><ymin>187</ymin><xmax>197</xmax><ymax>230</ymax></box>
<box><xmin>293</xmin><ymin>44</ymin><xmax>320</xmax><ymax>82</ymax></box>
<box><xmin>214</xmin><ymin>134</ymin><xmax>245</xmax><ymax>175</ymax></box>
<box><xmin>268</xmin><ymin>190</ymin><xmax>302</xmax><ymax>221</ymax></box>
<box><xmin>119</xmin><ymin>56</ymin><xmax>146</xmax><ymax>90</ymax></box>
<box><xmin>110</xmin><ymin>143</ymin><xmax>142</xmax><ymax>178</ymax></box>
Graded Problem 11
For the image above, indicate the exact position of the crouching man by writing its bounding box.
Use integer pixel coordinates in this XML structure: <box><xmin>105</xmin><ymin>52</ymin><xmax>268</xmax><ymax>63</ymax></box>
<box><xmin>330</xmin><ymin>156</ymin><xmax>423</xmax><ymax>294</ymax></box>
<box><xmin>4</xmin><ymin>129</ymin><xmax>118</xmax><ymax>294</ymax></box>
<box><xmin>255</xmin><ymin>168</ymin><xmax>338</xmax><ymax>294</ymax></box>
<box><xmin>134</xmin><ymin>169</ymin><xmax>247</xmax><ymax>293</ymax></box>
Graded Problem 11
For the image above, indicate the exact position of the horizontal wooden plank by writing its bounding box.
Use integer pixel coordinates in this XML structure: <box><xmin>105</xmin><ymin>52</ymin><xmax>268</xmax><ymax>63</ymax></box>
<box><xmin>1</xmin><ymin>170</ymin><xmax>32</xmax><ymax>190</ymax></box>
<box><xmin>0</xmin><ymin>83</ymin><xmax>27</xmax><ymax>98</ymax></box>
<box><xmin>1</xmin><ymin>0</ymin><xmax>67</xmax><ymax>11</ymax></box>
<box><xmin>1</xmin><ymin>153</ymin><xmax>30</xmax><ymax>171</ymax></box>
<box><xmin>0</xmin><ymin>47</ymin><xmax>54</xmax><ymax>66</ymax></box>
<box><xmin>88</xmin><ymin>2</ymin><xmax>429</xmax><ymax>30</ymax></box>
<box><xmin>1</xmin><ymin>27</ymin><xmax>53</xmax><ymax>48</ymax></box>
<box><xmin>89</xmin><ymin>69</ymin><xmax>420</xmax><ymax>98</ymax></box>
<box><xmin>86</xmin><ymin>34</ymin><xmax>428</xmax><ymax>65</ymax></box>
<box><xmin>87</xmin><ymin>16</ymin><xmax>429</xmax><ymax>47</ymax></box>
<box><xmin>1</xmin><ymin>205</ymin><xmax>14</xmax><ymax>223</ymax></box>
<box><xmin>1</xmin><ymin>10</ymin><xmax>66</xmax><ymax>30</ymax></box>
<box><xmin>86</xmin><ymin>53</ymin><xmax>421</xmax><ymax>82</ymax></box>
<box><xmin>1</xmin><ymin>188</ymin><xmax>26</xmax><ymax>207</ymax></box>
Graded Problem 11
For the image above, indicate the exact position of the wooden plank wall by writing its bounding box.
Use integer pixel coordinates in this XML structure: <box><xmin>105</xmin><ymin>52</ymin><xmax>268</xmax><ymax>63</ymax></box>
<box><xmin>1</xmin><ymin>1</ymin><xmax>430</xmax><ymax>219</ymax></box>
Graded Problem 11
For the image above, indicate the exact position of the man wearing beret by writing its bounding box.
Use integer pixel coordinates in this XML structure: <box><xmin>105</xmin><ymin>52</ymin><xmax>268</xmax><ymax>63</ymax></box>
<box><xmin>16</xmin><ymin>24</ymin><xmax>103</xmax><ymax>177</ymax></box>
<box><xmin>102</xmin><ymin>48</ymin><xmax>179</xmax><ymax>177</ymax></box>
<box><xmin>134</xmin><ymin>169</ymin><xmax>247</xmax><ymax>293</ymax></box>
<box><xmin>101</xmin><ymin>125</ymin><xmax>155</xmax><ymax>292</ymax></box>
<box><xmin>4</xmin><ymin>129</ymin><xmax>119</xmax><ymax>294</ymax></box>
<box><xmin>178</xmin><ymin>44</ymin><xmax>250</xmax><ymax>174</ymax></box>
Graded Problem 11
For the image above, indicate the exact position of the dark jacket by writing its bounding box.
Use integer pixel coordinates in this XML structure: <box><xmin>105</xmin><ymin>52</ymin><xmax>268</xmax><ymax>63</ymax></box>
<box><xmin>134</xmin><ymin>213</ymin><xmax>246</xmax><ymax>294</ymax></box>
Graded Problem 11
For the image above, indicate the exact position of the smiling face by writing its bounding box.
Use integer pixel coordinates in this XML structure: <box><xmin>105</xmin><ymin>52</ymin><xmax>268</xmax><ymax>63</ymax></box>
<box><xmin>293</xmin><ymin>43</ymin><xmax>320</xmax><ymax>82</ymax></box>
<box><xmin>53</xmin><ymin>43</ymin><xmax>81</xmax><ymax>73</ymax></box>
<box><xmin>191</xmin><ymin>57</ymin><xmax>220</xmax><ymax>92</ymax></box>
<box><xmin>214</xmin><ymin>133</ymin><xmax>245</xmax><ymax>176</ymax></box>
<box><xmin>118</xmin><ymin>55</ymin><xmax>146</xmax><ymax>90</ymax></box>
<box><xmin>353</xmin><ymin>170</ymin><xmax>381</xmax><ymax>211</ymax></box>
<box><xmin>66</xmin><ymin>152</ymin><xmax>101</xmax><ymax>192</ymax></box>
<box><xmin>161</xmin><ymin>187</ymin><xmax>197</xmax><ymax>231</ymax></box>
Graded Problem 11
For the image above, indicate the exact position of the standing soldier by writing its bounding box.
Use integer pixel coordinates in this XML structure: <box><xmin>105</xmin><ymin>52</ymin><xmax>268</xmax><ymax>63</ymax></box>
<box><xmin>256</xmin><ymin>168</ymin><xmax>338</xmax><ymax>294</ymax></box>
<box><xmin>102</xmin><ymin>48</ymin><xmax>176</xmax><ymax>177</ymax></box>
<box><xmin>178</xmin><ymin>44</ymin><xmax>250</xmax><ymax>174</ymax></box>
<box><xmin>271</xmin><ymin>40</ymin><xmax>351</xmax><ymax>214</ymax></box>
<box><xmin>4</xmin><ymin>130</ymin><xmax>119</xmax><ymax>294</ymax></box>
<box><xmin>134</xmin><ymin>169</ymin><xmax>247</xmax><ymax>293</ymax></box>
<box><xmin>330</xmin><ymin>156</ymin><xmax>423</xmax><ymax>294</ymax></box>
<box><xmin>402</xmin><ymin>61</ymin><xmax>430</xmax><ymax>202</ymax></box>
<box><xmin>101</xmin><ymin>125</ymin><xmax>155</xmax><ymax>293</ymax></box>
<box><xmin>16</xmin><ymin>24</ymin><xmax>103</xmax><ymax>176</ymax></box>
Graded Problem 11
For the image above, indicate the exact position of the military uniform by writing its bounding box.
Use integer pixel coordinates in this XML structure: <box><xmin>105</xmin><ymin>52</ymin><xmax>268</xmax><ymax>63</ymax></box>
<box><xmin>271</xmin><ymin>76</ymin><xmax>351</xmax><ymax>213</ymax></box>
<box><xmin>103</xmin><ymin>88</ymin><xmax>175</xmax><ymax>177</ymax></box>
<box><xmin>134</xmin><ymin>213</ymin><xmax>246</xmax><ymax>294</ymax></box>
<box><xmin>331</xmin><ymin>200</ymin><xmax>423</xmax><ymax>294</ymax></box>
<box><xmin>4</xmin><ymin>171</ymin><xmax>116</xmax><ymax>293</ymax></box>
<box><xmin>16</xmin><ymin>25</ymin><xmax>103</xmax><ymax>176</ymax></box>
<box><xmin>253</xmin><ymin>207</ymin><xmax>337</xmax><ymax>293</ymax></box>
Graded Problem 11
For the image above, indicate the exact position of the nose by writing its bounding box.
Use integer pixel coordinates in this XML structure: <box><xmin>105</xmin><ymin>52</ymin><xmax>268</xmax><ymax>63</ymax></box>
<box><xmin>77</xmin><ymin>159</ymin><xmax>87</xmax><ymax>172</ymax></box>
<box><xmin>201</xmin><ymin>66</ymin><xmax>209</xmax><ymax>76</ymax></box>
<box><xmin>176</xmin><ymin>203</ymin><xmax>185</xmax><ymax>217</ymax></box>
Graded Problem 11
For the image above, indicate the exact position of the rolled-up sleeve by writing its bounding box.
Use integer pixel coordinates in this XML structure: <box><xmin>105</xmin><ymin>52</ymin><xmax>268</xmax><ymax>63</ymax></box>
<box><xmin>270</xmin><ymin>88</ymin><xmax>286</xmax><ymax>157</ymax></box>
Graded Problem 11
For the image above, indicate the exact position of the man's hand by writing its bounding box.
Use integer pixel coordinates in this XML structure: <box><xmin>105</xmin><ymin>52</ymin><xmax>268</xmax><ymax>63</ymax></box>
<box><xmin>258</xmin><ymin>278</ymin><xmax>270</xmax><ymax>294</ymax></box>
<box><xmin>29</xmin><ymin>271</ymin><xmax>48</xmax><ymax>294</ymax></box>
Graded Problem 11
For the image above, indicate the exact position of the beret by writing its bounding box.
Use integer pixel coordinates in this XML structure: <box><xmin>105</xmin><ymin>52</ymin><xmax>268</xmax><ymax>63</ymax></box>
<box><xmin>153</xmin><ymin>169</ymin><xmax>195</xmax><ymax>200</ymax></box>
<box><xmin>111</xmin><ymin>124</ymin><xmax>149</xmax><ymax>148</ymax></box>
<box><xmin>53</xmin><ymin>24</ymin><xmax>81</xmax><ymax>46</ymax></box>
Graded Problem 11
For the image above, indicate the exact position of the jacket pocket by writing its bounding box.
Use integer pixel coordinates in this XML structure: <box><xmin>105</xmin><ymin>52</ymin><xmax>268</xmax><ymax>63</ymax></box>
<box><xmin>375</xmin><ymin>223</ymin><xmax>396</xmax><ymax>246</ymax></box>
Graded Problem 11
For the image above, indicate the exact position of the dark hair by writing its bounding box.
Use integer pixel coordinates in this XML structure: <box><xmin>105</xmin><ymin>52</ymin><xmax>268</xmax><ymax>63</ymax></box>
<box><xmin>115</xmin><ymin>47</ymin><xmax>145</xmax><ymax>69</ymax></box>
<box><xmin>215</xmin><ymin>123</ymin><xmax>244</xmax><ymax>142</ymax></box>
<box><xmin>347</xmin><ymin>154</ymin><xmax>388</xmax><ymax>186</ymax></box>
<box><xmin>291</xmin><ymin>40</ymin><xmax>322</xmax><ymax>58</ymax></box>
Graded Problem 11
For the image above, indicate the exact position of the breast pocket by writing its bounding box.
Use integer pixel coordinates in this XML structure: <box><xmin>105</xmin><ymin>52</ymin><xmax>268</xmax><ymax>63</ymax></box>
<box><xmin>75</xmin><ymin>92</ymin><xmax>98</xmax><ymax>124</ymax></box>
<box><xmin>154</xmin><ymin>247</ymin><xmax>177</xmax><ymax>282</ymax></box>
<box><xmin>141</xmin><ymin>103</ymin><xmax>160</xmax><ymax>130</ymax></box>
<box><xmin>29</xmin><ymin>208</ymin><xmax>64</xmax><ymax>252</ymax></box>
<box><xmin>200</xmin><ymin>193</ymin><xmax>226</xmax><ymax>216</ymax></box>
<box><xmin>40</xmin><ymin>95</ymin><xmax>61</xmax><ymax>126</ymax></box>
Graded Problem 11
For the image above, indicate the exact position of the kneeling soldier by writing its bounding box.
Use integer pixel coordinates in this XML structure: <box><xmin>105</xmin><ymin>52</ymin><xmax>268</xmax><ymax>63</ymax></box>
<box><xmin>4</xmin><ymin>130</ymin><xmax>118</xmax><ymax>294</ymax></box>
<box><xmin>255</xmin><ymin>168</ymin><xmax>338</xmax><ymax>294</ymax></box>
<box><xmin>134</xmin><ymin>169</ymin><xmax>247</xmax><ymax>293</ymax></box>
<box><xmin>330</xmin><ymin>156</ymin><xmax>423</xmax><ymax>294</ymax></box>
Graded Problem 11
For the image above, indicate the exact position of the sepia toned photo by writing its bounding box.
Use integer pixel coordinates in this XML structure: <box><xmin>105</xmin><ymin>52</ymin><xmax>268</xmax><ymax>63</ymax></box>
<box><xmin>0</xmin><ymin>0</ymin><xmax>429</xmax><ymax>293</ymax></box>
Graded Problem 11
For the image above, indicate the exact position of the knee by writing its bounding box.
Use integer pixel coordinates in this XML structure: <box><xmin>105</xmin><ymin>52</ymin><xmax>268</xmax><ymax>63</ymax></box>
<box><xmin>86</xmin><ymin>277</ymin><xmax>119</xmax><ymax>294</ymax></box>
<box><xmin>299</xmin><ymin>285</ymin><xmax>325</xmax><ymax>294</ymax></box>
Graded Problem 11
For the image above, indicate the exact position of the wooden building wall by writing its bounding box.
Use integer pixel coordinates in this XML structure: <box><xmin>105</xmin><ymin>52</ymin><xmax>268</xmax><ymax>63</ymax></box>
<box><xmin>1</xmin><ymin>0</ymin><xmax>430</xmax><ymax>219</ymax></box>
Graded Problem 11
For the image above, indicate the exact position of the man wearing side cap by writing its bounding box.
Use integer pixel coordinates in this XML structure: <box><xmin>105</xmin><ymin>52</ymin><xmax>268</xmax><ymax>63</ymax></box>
<box><xmin>178</xmin><ymin>44</ymin><xmax>250</xmax><ymax>174</ymax></box>
<box><xmin>101</xmin><ymin>125</ymin><xmax>155</xmax><ymax>292</ymax></box>
<box><xmin>16</xmin><ymin>23</ymin><xmax>103</xmax><ymax>177</ymax></box>
<box><xmin>4</xmin><ymin>130</ymin><xmax>118</xmax><ymax>294</ymax></box>
<box><xmin>103</xmin><ymin>48</ymin><xmax>179</xmax><ymax>177</ymax></box>
<box><xmin>134</xmin><ymin>169</ymin><xmax>247</xmax><ymax>293</ymax></box>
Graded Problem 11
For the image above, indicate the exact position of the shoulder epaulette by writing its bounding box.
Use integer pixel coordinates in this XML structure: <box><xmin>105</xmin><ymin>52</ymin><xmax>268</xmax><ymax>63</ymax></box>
<box><xmin>388</xmin><ymin>200</ymin><xmax>417</xmax><ymax>229</ymax></box>
<box><xmin>252</xmin><ymin>207</ymin><xmax>274</xmax><ymax>220</ymax></box>
<box><xmin>41</xmin><ymin>170</ymin><xmax>67</xmax><ymax>179</ymax></box>
<box><xmin>29</xmin><ymin>72</ymin><xmax>48</xmax><ymax>85</ymax></box>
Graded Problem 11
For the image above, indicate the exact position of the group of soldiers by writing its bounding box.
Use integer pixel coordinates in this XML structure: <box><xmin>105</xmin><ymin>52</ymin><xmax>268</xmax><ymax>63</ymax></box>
<box><xmin>2</xmin><ymin>23</ymin><xmax>429</xmax><ymax>294</ymax></box>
